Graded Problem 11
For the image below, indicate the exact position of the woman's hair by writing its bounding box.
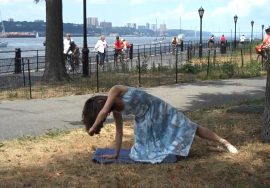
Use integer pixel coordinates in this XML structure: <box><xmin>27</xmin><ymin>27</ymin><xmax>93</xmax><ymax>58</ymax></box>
<box><xmin>265</xmin><ymin>27</ymin><xmax>270</xmax><ymax>33</ymax></box>
<box><xmin>82</xmin><ymin>95</ymin><xmax>108</xmax><ymax>134</ymax></box>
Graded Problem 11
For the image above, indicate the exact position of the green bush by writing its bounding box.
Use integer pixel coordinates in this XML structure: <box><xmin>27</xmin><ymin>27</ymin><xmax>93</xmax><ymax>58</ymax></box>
<box><xmin>180</xmin><ymin>63</ymin><xmax>201</xmax><ymax>74</ymax></box>
<box><xmin>243</xmin><ymin>61</ymin><xmax>261</xmax><ymax>77</ymax></box>
<box><xmin>221</xmin><ymin>62</ymin><xmax>236</xmax><ymax>77</ymax></box>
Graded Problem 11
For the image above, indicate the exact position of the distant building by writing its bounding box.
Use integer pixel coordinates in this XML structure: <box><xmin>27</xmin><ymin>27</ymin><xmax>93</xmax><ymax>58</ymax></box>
<box><xmin>87</xmin><ymin>17</ymin><xmax>99</xmax><ymax>27</ymax></box>
<box><xmin>146</xmin><ymin>23</ymin><xmax>150</xmax><ymax>30</ymax></box>
<box><xmin>138</xmin><ymin>25</ymin><xmax>146</xmax><ymax>30</ymax></box>
<box><xmin>8</xmin><ymin>18</ymin><xmax>14</xmax><ymax>22</ymax></box>
<box><xmin>34</xmin><ymin>20</ymin><xmax>44</xmax><ymax>23</ymax></box>
<box><xmin>100</xmin><ymin>21</ymin><xmax>112</xmax><ymax>29</ymax></box>
<box><xmin>127</xmin><ymin>23</ymin><xmax>136</xmax><ymax>29</ymax></box>
<box><xmin>151</xmin><ymin>24</ymin><xmax>157</xmax><ymax>31</ymax></box>
<box><xmin>160</xmin><ymin>24</ymin><xmax>166</xmax><ymax>36</ymax></box>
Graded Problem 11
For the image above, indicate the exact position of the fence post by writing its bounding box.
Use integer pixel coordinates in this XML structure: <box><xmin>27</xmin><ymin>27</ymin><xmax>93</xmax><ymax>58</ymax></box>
<box><xmin>241</xmin><ymin>48</ymin><xmax>244</xmax><ymax>67</ymax></box>
<box><xmin>36</xmin><ymin>50</ymin><xmax>38</xmax><ymax>72</ymax></box>
<box><xmin>89</xmin><ymin>56</ymin><xmax>92</xmax><ymax>76</ymax></box>
<box><xmin>150</xmin><ymin>44</ymin><xmax>152</xmax><ymax>56</ymax></box>
<box><xmin>213</xmin><ymin>49</ymin><xmax>216</xmax><ymax>67</ymax></box>
<box><xmin>187</xmin><ymin>46</ymin><xmax>190</xmax><ymax>62</ymax></box>
<box><xmin>250</xmin><ymin>42</ymin><xmax>252</xmax><ymax>63</ymax></box>
<box><xmin>22</xmin><ymin>58</ymin><xmax>26</xmax><ymax>87</ymax></box>
<box><xmin>169</xmin><ymin>43</ymin><xmax>171</xmax><ymax>53</ymax></box>
<box><xmin>15</xmin><ymin>48</ymin><xmax>22</xmax><ymax>74</ymax></box>
<box><xmin>180</xmin><ymin>41</ymin><xmax>183</xmax><ymax>52</ymax></box>
<box><xmin>155</xmin><ymin>43</ymin><xmax>157</xmax><ymax>56</ymax></box>
<box><xmin>175</xmin><ymin>45</ymin><xmax>179</xmax><ymax>83</ymax></box>
<box><xmin>27</xmin><ymin>59</ymin><xmax>32</xmax><ymax>99</ymax></box>
<box><xmin>144</xmin><ymin>44</ymin><xmax>146</xmax><ymax>57</ymax></box>
<box><xmin>160</xmin><ymin>43</ymin><xmax>163</xmax><ymax>66</ymax></box>
<box><xmin>129</xmin><ymin>44</ymin><xmax>133</xmax><ymax>68</ymax></box>
<box><xmin>138</xmin><ymin>52</ymin><xmax>141</xmax><ymax>87</ymax></box>
<box><xmin>207</xmin><ymin>50</ymin><xmax>211</xmax><ymax>76</ymax></box>
<box><xmin>96</xmin><ymin>57</ymin><xmax>99</xmax><ymax>92</ymax></box>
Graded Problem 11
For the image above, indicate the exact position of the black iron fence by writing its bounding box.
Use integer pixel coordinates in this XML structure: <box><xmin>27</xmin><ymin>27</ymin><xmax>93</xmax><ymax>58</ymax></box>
<box><xmin>0</xmin><ymin>39</ymin><xmax>262</xmax><ymax>100</ymax></box>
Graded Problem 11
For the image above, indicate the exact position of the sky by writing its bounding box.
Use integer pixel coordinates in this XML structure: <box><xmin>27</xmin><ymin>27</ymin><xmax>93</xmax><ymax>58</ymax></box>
<box><xmin>0</xmin><ymin>0</ymin><xmax>269</xmax><ymax>36</ymax></box>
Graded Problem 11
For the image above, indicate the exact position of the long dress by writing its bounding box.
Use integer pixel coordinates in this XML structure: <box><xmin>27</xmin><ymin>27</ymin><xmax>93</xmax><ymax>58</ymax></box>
<box><xmin>120</xmin><ymin>87</ymin><xmax>198</xmax><ymax>164</ymax></box>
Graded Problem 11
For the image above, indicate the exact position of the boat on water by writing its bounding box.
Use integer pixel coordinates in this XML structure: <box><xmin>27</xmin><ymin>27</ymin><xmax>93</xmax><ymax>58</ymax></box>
<box><xmin>152</xmin><ymin>37</ymin><xmax>166</xmax><ymax>44</ymax></box>
<box><xmin>3</xmin><ymin>32</ymin><xmax>37</xmax><ymax>38</ymax></box>
<box><xmin>0</xmin><ymin>41</ymin><xmax>8</xmax><ymax>47</ymax></box>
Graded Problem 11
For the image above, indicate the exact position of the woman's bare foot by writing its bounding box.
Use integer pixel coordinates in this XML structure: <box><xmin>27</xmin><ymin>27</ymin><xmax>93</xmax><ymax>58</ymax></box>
<box><xmin>219</xmin><ymin>138</ymin><xmax>239</xmax><ymax>154</ymax></box>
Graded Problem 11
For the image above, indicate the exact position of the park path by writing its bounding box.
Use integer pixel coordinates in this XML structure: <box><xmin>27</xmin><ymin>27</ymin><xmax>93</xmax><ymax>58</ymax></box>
<box><xmin>0</xmin><ymin>77</ymin><xmax>266</xmax><ymax>141</ymax></box>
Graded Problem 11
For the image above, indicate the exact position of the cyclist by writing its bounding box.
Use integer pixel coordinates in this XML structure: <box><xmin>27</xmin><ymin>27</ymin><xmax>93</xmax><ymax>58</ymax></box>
<box><xmin>114</xmin><ymin>36</ymin><xmax>124</xmax><ymax>64</ymax></box>
<box><xmin>66</xmin><ymin>41</ymin><xmax>80</xmax><ymax>71</ymax></box>
<box><xmin>122</xmin><ymin>39</ymin><xmax>131</xmax><ymax>59</ymax></box>
<box><xmin>208</xmin><ymin>35</ymin><xmax>215</xmax><ymax>48</ymax></box>
<box><xmin>63</xmin><ymin>33</ymin><xmax>73</xmax><ymax>56</ymax></box>
<box><xmin>171</xmin><ymin>36</ymin><xmax>178</xmax><ymax>54</ymax></box>
<box><xmin>257</xmin><ymin>27</ymin><xmax>270</xmax><ymax>60</ymax></box>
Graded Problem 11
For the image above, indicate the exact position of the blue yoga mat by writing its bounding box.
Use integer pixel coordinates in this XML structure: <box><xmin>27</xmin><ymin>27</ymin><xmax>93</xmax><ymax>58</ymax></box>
<box><xmin>92</xmin><ymin>148</ymin><xmax>177</xmax><ymax>164</ymax></box>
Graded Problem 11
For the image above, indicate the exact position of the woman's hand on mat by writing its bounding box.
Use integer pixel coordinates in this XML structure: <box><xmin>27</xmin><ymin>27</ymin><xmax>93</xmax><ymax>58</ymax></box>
<box><xmin>101</xmin><ymin>154</ymin><xmax>118</xmax><ymax>159</ymax></box>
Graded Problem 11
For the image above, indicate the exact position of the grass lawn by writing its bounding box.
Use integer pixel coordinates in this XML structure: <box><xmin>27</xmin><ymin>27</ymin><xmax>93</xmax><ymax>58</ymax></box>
<box><xmin>0</xmin><ymin>105</ymin><xmax>270</xmax><ymax>187</ymax></box>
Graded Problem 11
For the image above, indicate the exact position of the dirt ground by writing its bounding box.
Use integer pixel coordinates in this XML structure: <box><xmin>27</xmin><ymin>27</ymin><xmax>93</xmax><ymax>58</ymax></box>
<box><xmin>0</xmin><ymin>107</ymin><xmax>270</xmax><ymax>188</ymax></box>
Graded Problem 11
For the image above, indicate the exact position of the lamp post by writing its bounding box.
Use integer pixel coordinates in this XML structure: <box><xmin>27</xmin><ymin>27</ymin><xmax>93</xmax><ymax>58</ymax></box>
<box><xmin>262</xmin><ymin>24</ymin><xmax>264</xmax><ymax>41</ymax></box>
<box><xmin>234</xmin><ymin>15</ymin><xmax>238</xmax><ymax>49</ymax></box>
<box><xmin>82</xmin><ymin>0</ymin><xmax>89</xmax><ymax>76</ymax></box>
<box><xmin>198</xmin><ymin>7</ymin><xmax>204</xmax><ymax>58</ymax></box>
<box><xmin>251</xmin><ymin>20</ymin><xmax>254</xmax><ymax>43</ymax></box>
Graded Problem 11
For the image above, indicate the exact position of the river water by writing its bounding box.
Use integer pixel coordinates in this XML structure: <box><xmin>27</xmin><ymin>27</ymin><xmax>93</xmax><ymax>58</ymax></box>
<box><xmin>0</xmin><ymin>36</ymin><xmax>211</xmax><ymax>58</ymax></box>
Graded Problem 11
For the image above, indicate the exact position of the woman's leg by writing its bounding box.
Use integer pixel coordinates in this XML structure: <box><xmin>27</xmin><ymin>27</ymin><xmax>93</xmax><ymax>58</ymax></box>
<box><xmin>196</xmin><ymin>125</ymin><xmax>238</xmax><ymax>153</ymax></box>
<box><xmin>196</xmin><ymin>125</ymin><xmax>222</xmax><ymax>143</ymax></box>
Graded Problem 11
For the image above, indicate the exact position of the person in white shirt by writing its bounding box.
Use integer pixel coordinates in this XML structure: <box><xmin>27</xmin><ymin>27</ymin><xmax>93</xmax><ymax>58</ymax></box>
<box><xmin>63</xmin><ymin>33</ymin><xmax>73</xmax><ymax>55</ymax></box>
<box><xmin>95</xmin><ymin>35</ymin><xmax>108</xmax><ymax>67</ymax></box>
<box><xmin>240</xmin><ymin>35</ymin><xmax>246</xmax><ymax>44</ymax></box>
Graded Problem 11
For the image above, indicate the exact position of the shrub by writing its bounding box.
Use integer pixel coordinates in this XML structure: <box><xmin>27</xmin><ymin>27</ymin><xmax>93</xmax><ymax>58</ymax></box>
<box><xmin>243</xmin><ymin>61</ymin><xmax>261</xmax><ymax>77</ymax></box>
<box><xmin>221</xmin><ymin>62</ymin><xmax>236</xmax><ymax>77</ymax></box>
<box><xmin>180</xmin><ymin>63</ymin><xmax>201</xmax><ymax>74</ymax></box>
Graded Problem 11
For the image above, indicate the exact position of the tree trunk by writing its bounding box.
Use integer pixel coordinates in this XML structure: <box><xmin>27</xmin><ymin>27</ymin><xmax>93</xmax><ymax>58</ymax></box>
<box><xmin>262</xmin><ymin>49</ymin><xmax>270</xmax><ymax>142</ymax></box>
<box><xmin>43</xmin><ymin>0</ymin><xmax>68</xmax><ymax>82</ymax></box>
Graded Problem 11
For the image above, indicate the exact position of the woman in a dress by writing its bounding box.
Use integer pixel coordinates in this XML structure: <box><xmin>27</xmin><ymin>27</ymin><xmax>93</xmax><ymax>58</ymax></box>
<box><xmin>82</xmin><ymin>85</ymin><xmax>238</xmax><ymax>163</ymax></box>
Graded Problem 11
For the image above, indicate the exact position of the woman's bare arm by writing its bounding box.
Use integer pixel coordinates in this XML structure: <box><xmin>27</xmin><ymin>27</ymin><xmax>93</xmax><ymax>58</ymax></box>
<box><xmin>89</xmin><ymin>85</ymin><xmax>127</xmax><ymax>135</ymax></box>
<box><xmin>114</xmin><ymin>111</ymin><xmax>123</xmax><ymax>157</ymax></box>
<box><xmin>102</xmin><ymin>111</ymin><xmax>123</xmax><ymax>159</ymax></box>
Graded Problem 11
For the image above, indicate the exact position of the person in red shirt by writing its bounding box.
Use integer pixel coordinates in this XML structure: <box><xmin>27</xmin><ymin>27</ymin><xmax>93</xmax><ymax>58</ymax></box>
<box><xmin>257</xmin><ymin>27</ymin><xmax>270</xmax><ymax>59</ymax></box>
<box><xmin>220</xmin><ymin>35</ymin><xmax>226</xmax><ymax>43</ymax></box>
<box><xmin>262</xmin><ymin>27</ymin><xmax>270</xmax><ymax>49</ymax></box>
<box><xmin>114</xmin><ymin>36</ymin><xmax>124</xmax><ymax>63</ymax></box>
<box><xmin>220</xmin><ymin>34</ymin><xmax>227</xmax><ymax>54</ymax></box>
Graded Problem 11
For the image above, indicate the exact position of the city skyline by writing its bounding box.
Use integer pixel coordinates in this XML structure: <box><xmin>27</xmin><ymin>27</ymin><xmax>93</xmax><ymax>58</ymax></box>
<box><xmin>0</xmin><ymin>0</ymin><xmax>269</xmax><ymax>35</ymax></box>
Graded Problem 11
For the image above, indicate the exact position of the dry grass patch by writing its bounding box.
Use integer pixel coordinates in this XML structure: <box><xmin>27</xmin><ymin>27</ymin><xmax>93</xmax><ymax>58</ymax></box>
<box><xmin>0</xmin><ymin>108</ymin><xmax>270</xmax><ymax>187</ymax></box>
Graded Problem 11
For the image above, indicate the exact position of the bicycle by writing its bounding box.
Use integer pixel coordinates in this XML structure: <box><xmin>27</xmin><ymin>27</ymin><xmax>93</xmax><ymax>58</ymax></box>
<box><xmin>256</xmin><ymin>46</ymin><xmax>270</xmax><ymax>68</ymax></box>
<box><xmin>65</xmin><ymin>54</ymin><xmax>81</xmax><ymax>74</ymax></box>
<box><xmin>114</xmin><ymin>49</ymin><xmax>127</xmax><ymax>71</ymax></box>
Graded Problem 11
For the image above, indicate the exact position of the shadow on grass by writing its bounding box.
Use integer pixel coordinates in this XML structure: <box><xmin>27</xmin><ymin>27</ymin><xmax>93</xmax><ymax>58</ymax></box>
<box><xmin>1</xmin><ymin>110</ymin><xmax>270</xmax><ymax>187</ymax></box>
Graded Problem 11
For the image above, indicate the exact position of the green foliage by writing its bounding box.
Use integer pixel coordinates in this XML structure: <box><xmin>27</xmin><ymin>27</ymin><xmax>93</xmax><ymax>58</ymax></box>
<box><xmin>243</xmin><ymin>61</ymin><xmax>262</xmax><ymax>77</ymax></box>
<box><xmin>45</xmin><ymin>129</ymin><xmax>70</xmax><ymax>138</ymax></box>
<box><xmin>180</xmin><ymin>63</ymin><xmax>201</xmax><ymax>74</ymax></box>
<box><xmin>221</xmin><ymin>62</ymin><xmax>236</xmax><ymax>78</ymax></box>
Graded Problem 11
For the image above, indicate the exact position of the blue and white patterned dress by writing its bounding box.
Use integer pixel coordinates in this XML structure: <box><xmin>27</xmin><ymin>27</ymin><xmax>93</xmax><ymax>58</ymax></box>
<box><xmin>121</xmin><ymin>87</ymin><xmax>198</xmax><ymax>164</ymax></box>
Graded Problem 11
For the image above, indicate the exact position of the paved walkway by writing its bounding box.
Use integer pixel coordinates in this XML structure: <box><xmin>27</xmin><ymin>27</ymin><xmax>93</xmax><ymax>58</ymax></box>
<box><xmin>0</xmin><ymin>77</ymin><xmax>266</xmax><ymax>141</ymax></box>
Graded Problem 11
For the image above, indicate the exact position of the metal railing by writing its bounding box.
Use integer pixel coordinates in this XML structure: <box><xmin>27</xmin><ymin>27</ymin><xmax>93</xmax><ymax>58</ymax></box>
<box><xmin>0</xmin><ymin>39</ymin><xmax>262</xmax><ymax>100</ymax></box>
